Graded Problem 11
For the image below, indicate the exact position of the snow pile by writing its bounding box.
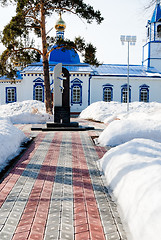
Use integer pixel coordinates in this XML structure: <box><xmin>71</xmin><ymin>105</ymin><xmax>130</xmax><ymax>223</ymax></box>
<box><xmin>97</xmin><ymin>103</ymin><xmax>161</xmax><ymax>146</ymax></box>
<box><xmin>99</xmin><ymin>138</ymin><xmax>161</xmax><ymax>240</ymax></box>
<box><xmin>0</xmin><ymin>118</ymin><xmax>27</xmax><ymax>172</ymax></box>
<box><xmin>98</xmin><ymin>117</ymin><xmax>161</xmax><ymax>146</ymax></box>
<box><xmin>0</xmin><ymin>100</ymin><xmax>53</xmax><ymax>123</ymax></box>
<box><xmin>0</xmin><ymin>100</ymin><xmax>52</xmax><ymax>172</ymax></box>
<box><xmin>80</xmin><ymin>101</ymin><xmax>161</xmax><ymax>146</ymax></box>
<box><xmin>79</xmin><ymin>101</ymin><xmax>161</xmax><ymax>123</ymax></box>
<box><xmin>79</xmin><ymin>101</ymin><xmax>127</xmax><ymax>123</ymax></box>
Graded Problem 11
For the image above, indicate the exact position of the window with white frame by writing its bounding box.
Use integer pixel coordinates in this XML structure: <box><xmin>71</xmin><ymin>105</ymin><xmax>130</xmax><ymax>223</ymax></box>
<box><xmin>72</xmin><ymin>85</ymin><xmax>81</xmax><ymax>103</ymax></box>
<box><xmin>139</xmin><ymin>84</ymin><xmax>149</xmax><ymax>102</ymax></box>
<box><xmin>71</xmin><ymin>78</ymin><xmax>83</xmax><ymax>105</ymax></box>
<box><xmin>122</xmin><ymin>88</ymin><xmax>128</xmax><ymax>103</ymax></box>
<box><xmin>35</xmin><ymin>85</ymin><xmax>43</xmax><ymax>102</ymax></box>
<box><xmin>121</xmin><ymin>84</ymin><xmax>131</xmax><ymax>103</ymax></box>
<box><xmin>6</xmin><ymin>87</ymin><xmax>16</xmax><ymax>103</ymax></box>
<box><xmin>157</xmin><ymin>24</ymin><xmax>161</xmax><ymax>38</ymax></box>
<box><xmin>140</xmin><ymin>89</ymin><xmax>148</xmax><ymax>102</ymax></box>
<box><xmin>103</xmin><ymin>84</ymin><xmax>113</xmax><ymax>102</ymax></box>
<box><xmin>33</xmin><ymin>77</ymin><xmax>44</xmax><ymax>102</ymax></box>
<box><xmin>103</xmin><ymin>88</ymin><xmax>112</xmax><ymax>102</ymax></box>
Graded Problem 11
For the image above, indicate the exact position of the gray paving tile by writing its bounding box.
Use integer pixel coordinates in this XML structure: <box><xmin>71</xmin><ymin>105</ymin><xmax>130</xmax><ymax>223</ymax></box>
<box><xmin>0</xmin><ymin>218</ymin><xmax>7</xmax><ymax>225</ymax></box>
<box><xmin>60</xmin><ymin>231</ymin><xmax>74</xmax><ymax>240</ymax></box>
<box><xmin>61</xmin><ymin>217</ymin><xmax>73</xmax><ymax>225</ymax></box>
<box><xmin>44</xmin><ymin>230</ymin><xmax>59</xmax><ymax>240</ymax></box>
<box><xmin>0</xmin><ymin>231</ymin><xmax>13</xmax><ymax>240</ymax></box>
<box><xmin>0</xmin><ymin>224</ymin><xmax>4</xmax><ymax>231</ymax></box>
<box><xmin>45</xmin><ymin>224</ymin><xmax>60</xmax><ymax>232</ymax></box>
<box><xmin>80</xmin><ymin>132</ymin><xmax>127</xmax><ymax>240</ymax></box>
<box><xmin>61</xmin><ymin>223</ymin><xmax>74</xmax><ymax>233</ymax></box>
<box><xmin>106</xmin><ymin>231</ymin><xmax>121</xmax><ymax>240</ymax></box>
<box><xmin>5</xmin><ymin>217</ymin><xmax>20</xmax><ymax>226</ymax></box>
<box><xmin>2</xmin><ymin>223</ymin><xmax>17</xmax><ymax>234</ymax></box>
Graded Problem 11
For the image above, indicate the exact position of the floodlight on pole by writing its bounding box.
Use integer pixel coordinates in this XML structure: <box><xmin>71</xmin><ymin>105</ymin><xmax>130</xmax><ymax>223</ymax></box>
<box><xmin>120</xmin><ymin>35</ymin><xmax>136</xmax><ymax>111</ymax></box>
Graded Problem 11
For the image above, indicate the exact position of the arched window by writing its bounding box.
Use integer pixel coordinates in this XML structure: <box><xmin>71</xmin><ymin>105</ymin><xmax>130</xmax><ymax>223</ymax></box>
<box><xmin>33</xmin><ymin>78</ymin><xmax>44</xmax><ymax>102</ymax></box>
<box><xmin>121</xmin><ymin>84</ymin><xmax>131</xmax><ymax>103</ymax></box>
<box><xmin>140</xmin><ymin>89</ymin><xmax>148</xmax><ymax>102</ymax></box>
<box><xmin>72</xmin><ymin>86</ymin><xmax>81</xmax><ymax>103</ymax></box>
<box><xmin>33</xmin><ymin>84</ymin><xmax>44</xmax><ymax>102</ymax></box>
<box><xmin>122</xmin><ymin>89</ymin><xmax>127</xmax><ymax>103</ymax></box>
<box><xmin>6</xmin><ymin>87</ymin><xmax>17</xmax><ymax>103</ymax></box>
<box><xmin>71</xmin><ymin>78</ymin><xmax>83</xmax><ymax>105</ymax></box>
<box><xmin>35</xmin><ymin>85</ymin><xmax>43</xmax><ymax>102</ymax></box>
<box><xmin>139</xmin><ymin>84</ymin><xmax>149</xmax><ymax>102</ymax></box>
<box><xmin>157</xmin><ymin>24</ymin><xmax>161</xmax><ymax>37</ymax></box>
<box><xmin>103</xmin><ymin>84</ymin><xmax>113</xmax><ymax>102</ymax></box>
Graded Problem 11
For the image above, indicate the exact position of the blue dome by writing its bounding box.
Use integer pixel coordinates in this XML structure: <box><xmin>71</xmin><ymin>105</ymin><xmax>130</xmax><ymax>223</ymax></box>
<box><xmin>49</xmin><ymin>45</ymin><xmax>80</xmax><ymax>64</ymax></box>
<box><xmin>151</xmin><ymin>2</ymin><xmax>161</xmax><ymax>23</ymax></box>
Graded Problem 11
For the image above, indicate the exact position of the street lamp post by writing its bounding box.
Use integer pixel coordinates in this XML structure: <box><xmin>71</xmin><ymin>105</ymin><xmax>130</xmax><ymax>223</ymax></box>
<box><xmin>120</xmin><ymin>35</ymin><xmax>137</xmax><ymax>111</ymax></box>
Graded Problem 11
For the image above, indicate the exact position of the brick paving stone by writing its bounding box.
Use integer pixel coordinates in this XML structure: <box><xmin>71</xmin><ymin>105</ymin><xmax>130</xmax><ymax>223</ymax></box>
<box><xmin>83</xmin><ymin>131</ymin><xmax>127</xmax><ymax>240</ymax></box>
<box><xmin>12</xmin><ymin>231</ymin><xmax>29</xmax><ymax>240</ymax></box>
<box><xmin>75</xmin><ymin>230</ymin><xmax>90</xmax><ymax>240</ymax></box>
<box><xmin>0</xmin><ymin>121</ymin><xmax>128</xmax><ymax>240</ymax></box>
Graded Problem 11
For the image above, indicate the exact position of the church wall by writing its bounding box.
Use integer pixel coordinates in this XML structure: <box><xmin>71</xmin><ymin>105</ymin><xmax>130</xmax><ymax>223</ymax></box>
<box><xmin>90</xmin><ymin>77</ymin><xmax>131</xmax><ymax>102</ymax></box>
<box><xmin>70</xmin><ymin>74</ymin><xmax>89</xmax><ymax>113</ymax></box>
<box><xmin>151</xmin><ymin>24</ymin><xmax>155</xmax><ymax>41</ymax></box>
<box><xmin>21</xmin><ymin>75</ymin><xmax>36</xmax><ymax>100</ymax></box>
<box><xmin>90</xmin><ymin>76</ymin><xmax>161</xmax><ymax>104</ymax></box>
<box><xmin>150</xmin><ymin>59</ymin><xmax>161</xmax><ymax>72</ymax></box>
<box><xmin>142</xmin><ymin>43</ymin><xmax>149</xmax><ymax>66</ymax></box>
<box><xmin>0</xmin><ymin>83</ymin><xmax>6</xmax><ymax>104</ymax></box>
<box><xmin>150</xmin><ymin>43</ymin><xmax>161</xmax><ymax>58</ymax></box>
<box><xmin>144</xmin><ymin>78</ymin><xmax>161</xmax><ymax>102</ymax></box>
<box><xmin>0</xmin><ymin>82</ymin><xmax>22</xmax><ymax>105</ymax></box>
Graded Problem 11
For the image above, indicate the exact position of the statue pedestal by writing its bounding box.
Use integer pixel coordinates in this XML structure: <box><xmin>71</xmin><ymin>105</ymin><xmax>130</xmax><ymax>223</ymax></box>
<box><xmin>47</xmin><ymin>121</ymin><xmax>79</xmax><ymax>128</ymax></box>
<box><xmin>54</xmin><ymin>106</ymin><xmax>70</xmax><ymax>124</ymax></box>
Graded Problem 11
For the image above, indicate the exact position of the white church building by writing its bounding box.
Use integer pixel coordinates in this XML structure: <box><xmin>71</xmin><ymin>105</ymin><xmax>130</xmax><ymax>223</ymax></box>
<box><xmin>1</xmin><ymin>1</ymin><xmax>161</xmax><ymax>113</ymax></box>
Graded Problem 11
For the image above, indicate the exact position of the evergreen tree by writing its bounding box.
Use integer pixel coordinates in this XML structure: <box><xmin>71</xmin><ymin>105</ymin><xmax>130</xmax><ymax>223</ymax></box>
<box><xmin>0</xmin><ymin>0</ymin><xmax>103</xmax><ymax>114</ymax></box>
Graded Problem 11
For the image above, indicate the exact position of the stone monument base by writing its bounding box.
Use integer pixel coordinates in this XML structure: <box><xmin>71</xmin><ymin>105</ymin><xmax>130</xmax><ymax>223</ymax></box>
<box><xmin>46</xmin><ymin>122</ymin><xmax>79</xmax><ymax>128</ymax></box>
<box><xmin>31</xmin><ymin>122</ymin><xmax>94</xmax><ymax>131</ymax></box>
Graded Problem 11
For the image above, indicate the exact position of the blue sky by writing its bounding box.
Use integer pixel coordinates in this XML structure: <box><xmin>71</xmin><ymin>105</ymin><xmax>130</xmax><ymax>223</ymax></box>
<box><xmin>0</xmin><ymin>0</ymin><xmax>155</xmax><ymax>65</ymax></box>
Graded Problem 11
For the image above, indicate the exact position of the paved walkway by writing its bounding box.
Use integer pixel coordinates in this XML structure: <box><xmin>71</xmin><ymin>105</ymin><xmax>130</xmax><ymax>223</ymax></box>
<box><xmin>0</xmin><ymin>120</ymin><xmax>127</xmax><ymax>240</ymax></box>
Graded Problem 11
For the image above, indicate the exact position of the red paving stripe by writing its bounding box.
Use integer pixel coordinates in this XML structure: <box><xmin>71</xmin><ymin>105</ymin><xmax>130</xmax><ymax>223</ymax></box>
<box><xmin>12</xmin><ymin>132</ymin><xmax>63</xmax><ymax>240</ymax></box>
<box><xmin>0</xmin><ymin>133</ymin><xmax>45</xmax><ymax>208</ymax></box>
<box><xmin>72</xmin><ymin>132</ymin><xmax>106</xmax><ymax>240</ymax></box>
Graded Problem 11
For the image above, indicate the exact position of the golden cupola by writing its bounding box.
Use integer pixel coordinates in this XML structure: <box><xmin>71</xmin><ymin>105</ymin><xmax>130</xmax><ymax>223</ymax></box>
<box><xmin>55</xmin><ymin>13</ymin><xmax>66</xmax><ymax>39</ymax></box>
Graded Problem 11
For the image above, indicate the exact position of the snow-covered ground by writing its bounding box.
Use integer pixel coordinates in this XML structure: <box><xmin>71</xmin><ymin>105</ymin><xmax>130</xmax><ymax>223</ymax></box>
<box><xmin>80</xmin><ymin>101</ymin><xmax>161</xmax><ymax>240</ymax></box>
<box><xmin>0</xmin><ymin>100</ymin><xmax>53</xmax><ymax>124</ymax></box>
<box><xmin>0</xmin><ymin>100</ymin><xmax>53</xmax><ymax>172</ymax></box>
<box><xmin>80</xmin><ymin>101</ymin><xmax>161</xmax><ymax>146</ymax></box>
<box><xmin>0</xmin><ymin>118</ymin><xmax>27</xmax><ymax>172</ymax></box>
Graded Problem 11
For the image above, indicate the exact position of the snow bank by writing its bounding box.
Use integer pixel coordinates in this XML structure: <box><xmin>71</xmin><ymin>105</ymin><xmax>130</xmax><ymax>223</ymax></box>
<box><xmin>0</xmin><ymin>118</ymin><xmax>27</xmax><ymax>172</ymax></box>
<box><xmin>0</xmin><ymin>100</ymin><xmax>54</xmax><ymax>173</ymax></box>
<box><xmin>98</xmin><ymin>117</ymin><xmax>161</xmax><ymax>146</ymax></box>
<box><xmin>0</xmin><ymin>100</ymin><xmax>53</xmax><ymax>123</ymax></box>
<box><xmin>79</xmin><ymin>101</ymin><xmax>161</xmax><ymax>123</ymax></box>
<box><xmin>99</xmin><ymin>138</ymin><xmax>161</xmax><ymax>240</ymax></box>
<box><xmin>82</xmin><ymin>101</ymin><xmax>161</xmax><ymax>146</ymax></box>
<box><xmin>79</xmin><ymin>101</ymin><xmax>127</xmax><ymax>123</ymax></box>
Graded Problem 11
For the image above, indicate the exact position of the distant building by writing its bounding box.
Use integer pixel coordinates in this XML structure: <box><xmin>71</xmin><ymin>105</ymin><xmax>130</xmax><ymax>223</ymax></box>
<box><xmin>1</xmin><ymin>2</ymin><xmax>161</xmax><ymax>113</ymax></box>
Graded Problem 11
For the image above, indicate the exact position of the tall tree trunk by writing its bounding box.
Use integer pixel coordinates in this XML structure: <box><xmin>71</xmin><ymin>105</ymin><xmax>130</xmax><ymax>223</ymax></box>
<box><xmin>40</xmin><ymin>0</ymin><xmax>52</xmax><ymax>114</ymax></box>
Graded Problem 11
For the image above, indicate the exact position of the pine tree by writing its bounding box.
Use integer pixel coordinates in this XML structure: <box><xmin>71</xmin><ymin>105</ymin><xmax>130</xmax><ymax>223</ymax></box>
<box><xmin>0</xmin><ymin>0</ymin><xmax>103</xmax><ymax>114</ymax></box>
